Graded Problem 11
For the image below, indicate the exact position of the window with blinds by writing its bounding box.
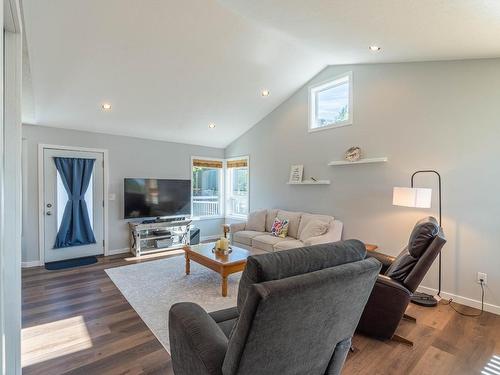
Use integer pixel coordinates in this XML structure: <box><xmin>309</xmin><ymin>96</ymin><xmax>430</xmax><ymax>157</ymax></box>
<box><xmin>225</xmin><ymin>157</ymin><xmax>249</xmax><ymax>217</ymax></box>
<box><xmin>192</xmin><ymin>158</ymin><xmax>223</xmax><ymax>217</ymax></box>
<box><xmin>191</xmin><ymin>156</ymin><xmax>249</xmax><ymax>218</ymax></box>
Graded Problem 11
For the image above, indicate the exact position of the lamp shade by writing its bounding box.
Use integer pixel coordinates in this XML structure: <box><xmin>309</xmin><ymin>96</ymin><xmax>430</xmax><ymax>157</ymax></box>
<box><xmin>393</xmin><ymin>187</ymin><xmax>432</xmax><ymax>208</ymax></box>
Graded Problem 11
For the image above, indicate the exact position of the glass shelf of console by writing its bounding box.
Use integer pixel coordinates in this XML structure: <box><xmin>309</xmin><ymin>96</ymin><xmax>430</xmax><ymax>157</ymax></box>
<box><xmin>128</xmin><ymin>219</ymin><xmax>191</xmax><ymax>257</ymax></box>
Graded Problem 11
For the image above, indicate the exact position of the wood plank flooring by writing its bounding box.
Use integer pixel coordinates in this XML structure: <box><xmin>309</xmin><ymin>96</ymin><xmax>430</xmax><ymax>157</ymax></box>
<box><xmin>22</xmin><ymin>252</ymin><xmax>500</xmax><ymax>375</ymax></box>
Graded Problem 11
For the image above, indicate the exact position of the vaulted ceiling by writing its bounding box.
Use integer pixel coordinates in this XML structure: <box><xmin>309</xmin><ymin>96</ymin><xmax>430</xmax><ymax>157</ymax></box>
<box><xmin>22</xmin><ymin>0</ymin><xmax>500</xmax><ymax>148</ymax></box>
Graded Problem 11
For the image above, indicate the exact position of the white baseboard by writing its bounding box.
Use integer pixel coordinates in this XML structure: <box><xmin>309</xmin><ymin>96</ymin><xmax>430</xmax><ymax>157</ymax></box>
<box><xmin>21</xmin><ymin>260</ymin><xmax>43</xmax><ymax>268</ymax></box>
<box><xmin>22</xmin><ymin>248</ymin><xmax>132</xmax><ymax>266</ymax></box>
<box><xmin>418</xmin><ymin>285</ymin><xmax>500</xmax><ymax>316</ymax></box>
<box><xmin>107</xmin><ymin>248</ymin><xmax>131</xmax><ymax>256</ymax></box>
<box><xmin>201</xmin><ymin>234</ymin><xmax>222</xmax><ymax>242</ymax></box>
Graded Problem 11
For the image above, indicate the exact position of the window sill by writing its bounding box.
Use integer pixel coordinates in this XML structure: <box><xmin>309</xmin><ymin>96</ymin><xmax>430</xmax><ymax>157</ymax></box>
<box><xmin>308</xmin><ymin>120</ymin><xmax>352</xmax><ymax>133</ymax></box>
<box><xmin>225</xmin><ymin>214</ymin><xmax>248</xmax><ymax>221</ymax></box>
<box><xmin>191</xmin><ymin>215</ymin><xmax>225</xmax><ymax>221</ymax></box>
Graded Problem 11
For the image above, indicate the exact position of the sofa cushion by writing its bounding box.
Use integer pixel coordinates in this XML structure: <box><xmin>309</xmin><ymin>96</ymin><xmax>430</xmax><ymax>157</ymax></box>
<box><xmin>233</xmin><ymin>230</ymin><xmax>265</xmax><ymax>246</ymax></box>
<box><xmin>265</xmin><ymin>209</ymin><xmax>279</xmax><ymax>232</ymax></box>
<box><xmin>273</xmin><ymin>239</ymin><xmax>304</xmax><ymax>252</ymax></box>
<box><xmin>246</xmin><ymin>210</ymin><xmax>266</xmax><ymax>232</ymax></box>
<box><xmin>299</xmin><ymin>219</ymin><xmax>329</xmax><ymax>242</ymax></box>
<box><xmin>297</xmin><ymin>213</ymin><xmax>333</xmax><ymax>238</ymax></box>
<box><xmin>277</xmin><ymin>210</ymin><xmax>302</xmax><ymax>238</ymax></box>
<box><xmin>236</xmin><ymin>239</ymin><xmax>367</xmax><ymax>312</ymax></box>
<box><xmin>252</xmin><ymin>234</ymin><xmax>292</xmax><ymax>252</ymax></box>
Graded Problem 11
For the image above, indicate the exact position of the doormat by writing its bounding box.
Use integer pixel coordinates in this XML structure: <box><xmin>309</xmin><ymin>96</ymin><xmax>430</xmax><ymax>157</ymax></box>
<box><xmin>45</xmin><ymin>256</ymin><xmax>98</xmax><ymax>270</ymax></box>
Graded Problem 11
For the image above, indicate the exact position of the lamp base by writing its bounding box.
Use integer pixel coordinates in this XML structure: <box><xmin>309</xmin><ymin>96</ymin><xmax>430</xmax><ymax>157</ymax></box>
<box><xmin>411</xmin><ymin>292</ymin><xmax>438</xmax><ymax>307</ymax></box>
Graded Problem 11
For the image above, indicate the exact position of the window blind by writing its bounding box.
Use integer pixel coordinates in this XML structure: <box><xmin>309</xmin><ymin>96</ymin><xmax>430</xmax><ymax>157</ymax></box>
<box><xmin>226</xmin><ymin>159</ymin><xmax>248</xmax><ymax>168</ymax></box>
<box><xmin>192</xmin><ymin>159</ymin><xmax>223</xmax><ymax>168</ymax></box>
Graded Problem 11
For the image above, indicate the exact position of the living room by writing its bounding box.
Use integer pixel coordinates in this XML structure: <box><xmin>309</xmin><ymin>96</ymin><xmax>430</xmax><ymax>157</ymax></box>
<box><xmin>2</xmin><ymin>1</ymin><xmax>500</xmax><ymax>374</ymax></box>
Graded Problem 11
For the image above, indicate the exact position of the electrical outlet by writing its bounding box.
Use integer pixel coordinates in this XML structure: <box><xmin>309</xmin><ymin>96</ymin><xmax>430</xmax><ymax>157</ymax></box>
<box><xmin>477</xmin><ymin>272</ymin><xmax>487</xmax><ymax>285</ymax></box>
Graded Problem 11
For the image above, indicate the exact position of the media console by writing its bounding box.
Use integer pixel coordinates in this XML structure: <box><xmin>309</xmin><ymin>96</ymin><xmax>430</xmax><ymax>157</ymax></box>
<box><xmin>128</xmin><ymin>219</ymin><xmax>192</xmax><ymax>257</ymax></box>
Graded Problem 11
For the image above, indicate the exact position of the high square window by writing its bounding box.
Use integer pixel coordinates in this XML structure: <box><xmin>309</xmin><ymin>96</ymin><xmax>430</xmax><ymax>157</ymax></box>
<box><xmin>309</xmin><ymin>72</ymin><xmax>353</xmax><ymax>132</ymax></box>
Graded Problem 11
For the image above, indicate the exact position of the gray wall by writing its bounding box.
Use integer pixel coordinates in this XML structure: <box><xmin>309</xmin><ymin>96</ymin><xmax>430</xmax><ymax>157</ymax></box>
<box><xmin>22</xmin><ymin>125</ymin><xmax>224</xmax><ymax>262</ymax></box>
<box><xmin>225</xmin><ymin>58</ymin><xmax>500</xmax><ymax>310</ymax></box>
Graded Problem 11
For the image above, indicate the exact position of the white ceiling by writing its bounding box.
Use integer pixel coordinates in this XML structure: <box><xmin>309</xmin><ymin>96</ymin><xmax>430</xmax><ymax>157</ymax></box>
<box><xmin>22</xmin><ymin>0</ymin><xmax>500</xmax><ymax>148</ymax></box>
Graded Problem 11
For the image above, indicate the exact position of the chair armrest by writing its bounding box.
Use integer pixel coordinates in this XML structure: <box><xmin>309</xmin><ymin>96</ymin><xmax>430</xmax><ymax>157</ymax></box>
<box><xmin>366</xmin><ymin>251</ymin><xmax>395</xmax><ymax>274</ymax></box>
<box><xmin>169</xmin><ymin>302</ymin><xmax>228</xmax><ymax>375</ymax></box>
<box><xmin>209</xmin><ymin>306</ymin><xmax>239</xmax><ymax>323</ymax></box>
<box><xmin>356</xmin><ymin>275</ymin><xmax>411</xmax><ymax>340</ymax></box>
<box><xmin>325</xmin><ymin>337</ymin><xmax>351</xmax><ymax>375</ymax></box>
<box><xmin>229</xmin><ymin>222</ymin><xmax>246</xmax><ymax>234</ymax></box>
<box><xmin>375</xmin><ymin>274</ymin><xmax>411</xmax><ymax>296</ymax></box>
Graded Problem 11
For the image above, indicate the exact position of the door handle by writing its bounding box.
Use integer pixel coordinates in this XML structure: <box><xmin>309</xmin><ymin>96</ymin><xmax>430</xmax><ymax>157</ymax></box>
<box><xmin>46</xmin><ymin>211</ymin><xmax>52</xmax><ymax>216</ymax></box>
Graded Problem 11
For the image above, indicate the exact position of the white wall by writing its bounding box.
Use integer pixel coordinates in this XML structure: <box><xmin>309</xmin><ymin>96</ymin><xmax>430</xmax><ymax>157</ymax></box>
<box><xmin>225</xmin><ymin>58</ymin><xmax>500</xmax><ymax>313</ymax></box>
<box><xmin>22</xmin><ymin>125</ymin><xmax>225</xmax><ymax>263</ymax></box>
<box><xmin>2</xmin><ymin>0</ymin><xmax>23</xmax><ymax>373</ymax></box>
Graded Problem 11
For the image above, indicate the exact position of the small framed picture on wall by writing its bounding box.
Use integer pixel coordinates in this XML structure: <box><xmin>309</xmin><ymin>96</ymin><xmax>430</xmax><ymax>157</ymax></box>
<box><xmin>289</xmin><ymin>165</ymin><xmax>304</xmax><ymax>183</ymax></box>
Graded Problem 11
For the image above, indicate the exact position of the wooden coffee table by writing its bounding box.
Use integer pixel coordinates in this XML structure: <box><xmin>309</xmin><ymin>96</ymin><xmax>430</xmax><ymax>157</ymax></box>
<box><xmin>183</xmin><ymin>243</ymin><xmax>250</xmax><ymax>297</ymax></box>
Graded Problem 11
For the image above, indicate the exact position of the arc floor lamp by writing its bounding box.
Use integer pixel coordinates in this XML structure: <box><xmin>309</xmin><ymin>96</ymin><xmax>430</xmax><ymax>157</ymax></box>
<box><xmin>393</xmin><ymin>170</ymin><xmax>442</xmax><ymax>307</ymax></box>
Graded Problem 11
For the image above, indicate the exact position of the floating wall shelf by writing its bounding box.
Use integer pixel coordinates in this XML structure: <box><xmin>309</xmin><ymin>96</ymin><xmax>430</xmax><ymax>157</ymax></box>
<box><xmin>328</xmin><ymin>157</ymin><xmax>388</xmax><ymax>166</ymax></box>
<box><xmin>287</xmin><ymin>180</ymin><xmax>331</xmax><ymax>185</ymax></box>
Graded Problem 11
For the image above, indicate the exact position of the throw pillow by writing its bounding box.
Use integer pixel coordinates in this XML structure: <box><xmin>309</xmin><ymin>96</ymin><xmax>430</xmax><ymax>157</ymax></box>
<box><xmin>299</xmin><ymin>219</ymin><xmax>329</xmax><ymax>242</ymax></box>
<box><xmin>271</xmin><ymin>217</ymin><xmax>289</xmax><ymax>238</ymax></box>
<box><xmin>246</xmin><ymin>209</ymin><xmax>267</xmax><ymax>232</ymax></box>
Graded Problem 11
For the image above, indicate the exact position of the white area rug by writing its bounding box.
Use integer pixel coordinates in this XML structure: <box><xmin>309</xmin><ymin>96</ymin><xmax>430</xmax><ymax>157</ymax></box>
<box><xmin>105</xmin><ymin>255</ymin><xmax>240</xmax><ymax>353</ymax></box>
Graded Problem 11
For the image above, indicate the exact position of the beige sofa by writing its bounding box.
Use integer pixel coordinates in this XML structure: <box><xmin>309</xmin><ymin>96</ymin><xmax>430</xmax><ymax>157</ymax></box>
<box><xmin>229</xmin><ymin>209</ymin><xmax>343</xmax><ymax>253</ymax></box>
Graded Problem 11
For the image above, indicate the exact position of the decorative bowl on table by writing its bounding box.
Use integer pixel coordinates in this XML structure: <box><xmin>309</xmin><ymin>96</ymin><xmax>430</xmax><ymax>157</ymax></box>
<box><xmin>212</xmin><ymin>245</ymin><xmax>232</xmax><ymax>255</ymax></box>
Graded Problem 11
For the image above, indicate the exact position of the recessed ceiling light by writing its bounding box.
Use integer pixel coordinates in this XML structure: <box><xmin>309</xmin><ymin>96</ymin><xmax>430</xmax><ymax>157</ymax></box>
<box><xmin>208</xmin><ymin>123</ymin><xmax>216</xmax><ymax>129</ymax></box>
<box><xmin>261</xmin><ymin>89</ymin><xmax>270</xmax><ymax>97</ymax></box>
<box><xmin>369</xmin><ymin>45</ymin><xmax>381</xmax><ymax>52</ymax></box>
<box><xmin>102</xmin><ymin>103</ymin><xmax>112</xmax><ymax>110</ymax></box>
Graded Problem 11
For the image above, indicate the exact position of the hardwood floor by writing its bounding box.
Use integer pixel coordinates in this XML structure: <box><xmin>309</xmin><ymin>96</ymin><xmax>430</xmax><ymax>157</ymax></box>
<box><xmin>22</xmin><ymin>253</ymin><xmax>500</xmax><ymax>375</ymax></box>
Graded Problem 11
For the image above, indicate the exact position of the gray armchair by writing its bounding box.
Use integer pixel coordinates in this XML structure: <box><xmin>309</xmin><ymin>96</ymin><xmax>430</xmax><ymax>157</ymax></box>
<box><xmin>169</xmin><ymin>240</ymin><xmax>381</xmax><ymax>375</ymax></box>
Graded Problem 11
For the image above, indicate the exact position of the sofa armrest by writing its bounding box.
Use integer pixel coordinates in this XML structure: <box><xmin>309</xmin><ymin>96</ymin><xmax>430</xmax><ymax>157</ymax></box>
<box><xmin>169</xmin><ymin>302</ymin><xmax>228</xmax><ymax>375</ymax></box>
<box><xmin>303</xmin><ymin>220</ymin><xmax>342</xmax><ymax>246</ymax></box>
<box><xmin>366</xmin><ymin>251</ymin><xmax>395</xmax><ymax>274</ymax></box>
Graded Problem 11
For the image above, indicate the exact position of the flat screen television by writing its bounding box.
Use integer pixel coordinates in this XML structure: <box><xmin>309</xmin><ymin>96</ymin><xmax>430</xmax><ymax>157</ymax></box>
<box><xmin>124</xmin><ymin>178</ymin><xmax>191</xmax><ymax>219</ymax></box>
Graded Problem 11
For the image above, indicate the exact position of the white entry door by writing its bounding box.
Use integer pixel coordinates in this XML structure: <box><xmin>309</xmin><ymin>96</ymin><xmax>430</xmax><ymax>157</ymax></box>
<box><xmin>43</xmin><ymin>148</ymin><xmax>105</xmax><ymax>263</ymax></box>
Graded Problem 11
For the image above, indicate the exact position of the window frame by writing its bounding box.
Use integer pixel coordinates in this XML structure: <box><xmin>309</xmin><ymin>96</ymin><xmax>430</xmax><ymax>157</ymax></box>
<box><xmin>308</xmin><ymin>71</ymin><xmax>353</xmax><ymax>133</ymax></box>
<box><xmin>225</xmin><ymin>155</ymin><xmax>250</xmax><ymax>220</ymax></box>
<box><xmin>190</xmin><ymin>156</ymin><xmax>225</xmax><ymax>220</ymax></box>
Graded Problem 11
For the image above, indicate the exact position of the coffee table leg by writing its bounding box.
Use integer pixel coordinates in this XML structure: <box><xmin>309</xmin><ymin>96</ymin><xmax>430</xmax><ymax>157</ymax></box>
<box><xmin>185</xmin><ymin>253</ymin><xmax>190</xmax><ymax>275</ymax></box>
<box><xmin>222</xmin><ymin>275</ymin><xmax>228</xmax><ymax>297</ymax></box>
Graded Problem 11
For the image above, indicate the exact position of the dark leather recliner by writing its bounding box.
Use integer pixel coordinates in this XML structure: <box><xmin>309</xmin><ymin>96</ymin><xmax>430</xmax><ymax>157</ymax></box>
<box><xmin>169</xmin><ymin>240</ymin><xmax>381</xmax><ymax>375</ymax></box>
<box><xmin>357</xmin><ymin>217</ymin><xmax>446</xmax><ymax>341</ymax></box>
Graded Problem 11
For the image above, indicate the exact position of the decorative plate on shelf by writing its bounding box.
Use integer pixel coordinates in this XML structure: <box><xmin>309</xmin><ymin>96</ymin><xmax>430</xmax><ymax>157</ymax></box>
<box><xmin>344</xmin><ymin>146</ymin><xmax>362</xmax><ymax>162</ymax></box>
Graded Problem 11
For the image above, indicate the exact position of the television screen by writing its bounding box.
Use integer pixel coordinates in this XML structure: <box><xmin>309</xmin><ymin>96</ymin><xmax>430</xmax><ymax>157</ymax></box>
<box><xmin>124</xmin><ymin>178</ymin><xmax>191</xmax><ymax>219</ymax></box>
